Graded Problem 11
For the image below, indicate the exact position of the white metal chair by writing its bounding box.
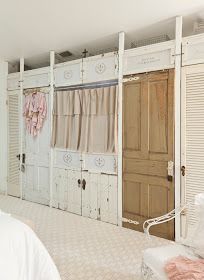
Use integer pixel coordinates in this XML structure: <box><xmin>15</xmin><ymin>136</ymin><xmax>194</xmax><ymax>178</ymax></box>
<box><xmin>143</xmin><ymin>204</ymin><xmax>187</xmax><ymax>236</ymax></box>
<box><xmin>141</xmin><ymin>194</ymin><xmax>204</xmax><ymax>280</ymax></box>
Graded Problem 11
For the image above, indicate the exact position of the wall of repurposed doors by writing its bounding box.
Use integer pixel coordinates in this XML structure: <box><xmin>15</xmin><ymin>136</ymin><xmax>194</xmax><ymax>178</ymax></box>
<box><xmin>5</xmin><ymin>24</ymin><xmax>204</xmax><ymax>239</ymax></box>
<box><xmin>6</xmin><ymin>51</ymin><xmax>119</xmax><ymax>226</ymax></box>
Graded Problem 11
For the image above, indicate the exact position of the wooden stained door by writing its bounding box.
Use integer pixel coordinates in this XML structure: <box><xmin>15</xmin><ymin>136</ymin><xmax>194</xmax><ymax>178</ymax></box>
<box><xmin>123</xmin><ymin>70</ymin><xmax>174</xmax><ymax>240</ymax></box>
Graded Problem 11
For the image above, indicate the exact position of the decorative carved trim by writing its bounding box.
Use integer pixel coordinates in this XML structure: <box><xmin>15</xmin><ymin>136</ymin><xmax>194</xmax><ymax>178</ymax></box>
<box><xmin>64</xmin><ymin>70</ymin><xmax>73</xmax><ymax>80</ymax></box>
<box><xmin>94</xmin><ymin>156</ymin><xmax>105</xmax><ymax>168</ymax></box>
<box><xmin>63</xmin><ymin>153</ymin><xmax>72</xmax><ymax>164</ymax></box>
<box><xmin>95</xmin><ymin>62</ymin><xmax>106</xmax><ymax>74</ymax></box>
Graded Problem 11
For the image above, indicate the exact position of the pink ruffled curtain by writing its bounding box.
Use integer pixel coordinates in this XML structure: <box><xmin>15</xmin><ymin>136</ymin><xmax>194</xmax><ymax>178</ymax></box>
<box><xmin>51</xmin><ymin>85</ymin><xmax>118</xmax><ymax>153</ymax></box>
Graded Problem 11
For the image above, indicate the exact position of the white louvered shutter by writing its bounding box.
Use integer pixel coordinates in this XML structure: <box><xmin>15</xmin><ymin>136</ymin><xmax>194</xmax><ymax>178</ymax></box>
<box><xmin>182</xmin><ymin>64</ymin><xmax>204</xmax><ymax>227</ymax></box>
<box><xmin>7</xmin><ymin>91</ymin><xmax>20</xmax><ymax>197</ymax></box>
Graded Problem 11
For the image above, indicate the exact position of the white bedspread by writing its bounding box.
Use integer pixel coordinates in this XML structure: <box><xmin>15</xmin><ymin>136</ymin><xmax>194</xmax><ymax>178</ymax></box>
<box><xmin>0</xmin><ymin>211</ymin><xmax>61</xmax><ymax>280</ymax></box>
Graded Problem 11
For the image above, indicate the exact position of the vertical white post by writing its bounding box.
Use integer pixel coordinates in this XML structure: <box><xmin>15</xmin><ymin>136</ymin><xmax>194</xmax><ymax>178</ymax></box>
<box><xmin>118</xmin><ymin>31</ymin><xmax>125</xmax><ymax>226</ymax></box>
<box><xmin>0</xmin><ymin>62</ymin><xmax>8</xmax><ymax>195</ymax></box>
<box><xmin>174</xmin><ymin>16</ymin><xmax>182</xmax><ymax>241</ymax></box>
<box><xmin>49</xmin><ymin>51</ymin><xmax>55</xmax><ymax>207</ymax></box>
<box><xmin>19</xmin><ymin>57</ymin><xmax>24</xmax><ymax>199</ymax></box>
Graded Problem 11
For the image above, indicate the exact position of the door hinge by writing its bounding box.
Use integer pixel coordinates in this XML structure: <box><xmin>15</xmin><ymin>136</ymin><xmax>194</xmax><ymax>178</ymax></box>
<box><xmin>98</xmin><ymin>208</ymin><xmax>100</xmax><ymax>215</ymax></box>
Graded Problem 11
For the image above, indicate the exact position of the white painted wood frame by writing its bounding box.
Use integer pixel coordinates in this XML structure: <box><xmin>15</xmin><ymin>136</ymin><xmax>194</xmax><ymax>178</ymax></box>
<box><xmin>19</xmin><ymin>58</ymin><xmax>24</xmax><ymax>199</ymax></box>
<box><xmin>117</xmin><ymin>31</ymin><xmax>125</xmax><ymax>227</ymax></box>
<box><xmin>174</xmin><ymin>16</ymin><xmax>182</xmax><ymax>242</ymax></box>
<box><xmin>0</xmin><ymin>62</ymin><xmax>8</xmax><ymax>195</ymax></box>
<box><xmin>182</xmin><ymin>33</ymin><xmax>204</xmax><ymax>66</ymax></box>
<box><xmin>49</xmin><ymin>51</ymin><xmax>55</xmax><ymax>207</ymax></box>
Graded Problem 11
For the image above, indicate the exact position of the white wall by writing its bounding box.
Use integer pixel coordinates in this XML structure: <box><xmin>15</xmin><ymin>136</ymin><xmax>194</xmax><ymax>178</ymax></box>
<box><xmin>0</xmin><ymin>62</ymin><xmax>8</xmax><ymax>194</ymax></box>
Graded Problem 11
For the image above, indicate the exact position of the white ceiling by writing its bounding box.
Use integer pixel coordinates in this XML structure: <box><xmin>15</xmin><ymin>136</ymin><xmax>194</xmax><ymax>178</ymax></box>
<box><xmin>0</xmin><ymin>0</ymin><xmax>204</xmax><ymax>67</ymax></box>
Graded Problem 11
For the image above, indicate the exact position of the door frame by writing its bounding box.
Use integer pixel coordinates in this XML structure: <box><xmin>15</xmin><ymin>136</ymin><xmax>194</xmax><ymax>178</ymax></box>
<box><xmin>118</xmin><ymin>17</ymin><xmax>183</xmax><ymax>240</ymax></box>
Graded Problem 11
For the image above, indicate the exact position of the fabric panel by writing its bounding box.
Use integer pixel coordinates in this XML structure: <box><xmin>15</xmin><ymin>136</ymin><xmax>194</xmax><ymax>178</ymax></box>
<box><xmin>51</xmin><ymin>85</ymin><xmax>118</xmax><ymax>153</ymax></box>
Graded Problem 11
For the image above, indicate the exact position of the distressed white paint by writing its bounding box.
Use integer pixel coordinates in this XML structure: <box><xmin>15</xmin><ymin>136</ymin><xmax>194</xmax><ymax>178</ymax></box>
<box><xmin>83</xmin><ymin>52</ymin><xmax>118</xmax><ymax>83</ymax></box>
<box><xmin>82</xmin><ymin>171</ymin><xmax>98</xmax><ymax>219</ymax></box>
<box><xmin>99</xmin><ymin>174</ymin><xmax>118</xmax><ymax>225</ymax></box>
<box><xmin>54</xmin><ymin>59</ymin><xmax>82</xmax><ymax>87</ymax></box>
<box><xmin>23</xmin><ymin>67</ymin><xmax>50</xmax><ymax>89</ymax></box>
<box><xmin>82</xmin><ymin>153</ymin><xmax>117</xmax><ymax>175</ymax></box>
<box><xmin>174</xmin><ymin>16</ymin><xmax>182</xmax><ymax>242</ymax></box>
<box><xmin>53</xmin><ymin>168</ymin><xmax>68</xmax><ymax>210</ymax></box>
<box><xmin>7</xmin><ymin>73</ymin><xmax>20</xmax><ymax>91</ymax></box>
<box><xmin>19</xmin><ymin>58</ymin><xmax>24</xmax><ymax>199</ymax></box>
<box><xmin>0</xmin><ymin>62</ymin><xmax>8</xmax><ymax>194</ymax></box>
<box><xmin>182</xmin><ymin>33</ymin><xmax>204</xmax><ymax>66</ymax></box>
<box><xmin>23</xmin><ymin>93</ymin><xmax>50</xmax><ymax>205</ymax></box>
<box><xmin>49</xmin><ymin>51</ymin><xmax>55</xmax><ymax>207</ymax></box>
<box><xmin>123</xmin><ymin>40</ymin><xmax>175</xmax><ymax>75</ymax></box>
<box><xmin>117</xmin><ymin>31</ymin><xmax>124</xmax><ymax>227</ymax></box>
<box><xmin>7</xmin><ymin>90</ymin><xmax>20</xmax><ymax>197</ymax></box>
<box><xmin>54</xmin><ymin>149</ymin><xmax>81</xmax><ymax>170</ymax></box>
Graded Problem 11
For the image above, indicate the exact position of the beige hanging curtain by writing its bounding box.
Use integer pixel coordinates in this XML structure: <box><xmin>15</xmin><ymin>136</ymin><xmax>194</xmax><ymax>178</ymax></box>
<box><xmin>51</xmin><ymin>85</ymin><xmax>118</xmax><ymax>153</ymax></box>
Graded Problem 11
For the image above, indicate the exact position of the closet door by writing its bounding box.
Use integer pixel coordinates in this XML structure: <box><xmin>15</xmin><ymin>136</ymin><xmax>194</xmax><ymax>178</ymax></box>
<box><xmin>67</xmin><ymin>169</ymin><xmax>82</xmax><ymax>215</ymax></box>
<box><xmin>181</xmin><ymin>64</ymin><xmax>204</xmax><ymax>237</ymax></box>
<box><xmin>123</xmin><ymin>70</ymin><xmax>174</xmax><ymax>240</ymax></box>
<box><xmin>81</xmin><ymin>171</ymin><xmax>98</xmax><ymax>219</ymax></box>
<box><xmin>7</xmin><ymin>90</ymin><xmax>21</xmax><ymax>197</ymax></box>
<box><xmin>23</xmin><ymin>94</ymin><xmax>50</xmax><ymax>205</ymax></box>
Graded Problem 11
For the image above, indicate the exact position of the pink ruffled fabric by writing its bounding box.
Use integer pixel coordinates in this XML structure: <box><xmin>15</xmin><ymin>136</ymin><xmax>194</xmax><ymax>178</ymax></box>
<box><xmin>23</xmin><ymin>92</ymin><xmax>47</xmax><ymax>136</ymax></box>
<box><xmin>165</xmin><ymin>256</ymin><xmax>204</xmax><ymax>280</ymax></box>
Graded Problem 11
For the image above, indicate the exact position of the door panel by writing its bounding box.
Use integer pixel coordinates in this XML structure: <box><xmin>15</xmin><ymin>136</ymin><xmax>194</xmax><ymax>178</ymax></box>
<box><xmin>181</xmin><ymin>64</ymin><xmax>204</xmax><ymax>237</ymax></box>
<box><xmin>7</xmin><ymin>91</ymin><xmax>21</xmax><ymax>197</ymax></box>
<box><xmin>82</xmin><ymin>171</ymin><xmax>98</xmax><ymax>219</ymax></box>
<box><xmin>99</xmin><ymin>174</ymin><xmax>118</xmax><ymax>225</ymax></box>
<box><xmin>123</xmin><ymin>70</ymin><xmax>174</xmax><ymax>240</ymax></box>
<box><xmin>67</xmin><ymin>169</ymin><xmax>82</xmax><ymax>215</ymax></box>
<box><xmin>23</xmin><ymin>93</ymin><xmax>50</xmax><ymax>205</ymax></box>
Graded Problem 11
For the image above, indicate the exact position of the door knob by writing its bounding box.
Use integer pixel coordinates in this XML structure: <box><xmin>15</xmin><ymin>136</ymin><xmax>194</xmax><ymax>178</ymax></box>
<box><xmin>181</xmin><ymin>166</ymin><xmax>186</xmax><ymax>176</ymax></box>
<box><xmin>77</xmin><ymin>179</ymin><xmax>81</xmax><ymax>188</ymax></box>
<box><xmin>167</xmin><ymin>160</ymin><xmax>174</xmax><ymax>182</ymax></box>
<box><xmin>16</xmin><ymin>154</ymin><xmax>20</xmax><ymax>160</ymax></box>
<box><xmin>82</xmin><ymin>179</ymin><xmax>86</xmax><ymax>190</ymax></box>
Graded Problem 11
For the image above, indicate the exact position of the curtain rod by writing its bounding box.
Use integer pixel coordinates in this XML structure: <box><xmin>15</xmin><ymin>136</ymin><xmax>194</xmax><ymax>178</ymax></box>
<box><xmin>23</xmin><ymin>86</ymin><xmax>50</xmax><ymax>95</ymax></box>
<box><xmin>55</xmin><ymin>79</ymin><xmax>118</xmax><ymax>91</ymax></box>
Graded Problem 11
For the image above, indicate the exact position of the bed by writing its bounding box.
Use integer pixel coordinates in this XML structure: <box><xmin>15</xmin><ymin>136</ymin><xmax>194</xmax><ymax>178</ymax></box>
<box><xmin>0</xmin><ymin>210</ymin><xmax>61</xmax><ymax>280</ymax></box>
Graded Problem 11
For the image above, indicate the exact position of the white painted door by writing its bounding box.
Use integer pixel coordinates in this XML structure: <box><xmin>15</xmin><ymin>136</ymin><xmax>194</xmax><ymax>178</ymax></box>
<box><xmin>181</xmin><ymin>64</ymin><xmax>204</xmax><ymax>237</ymax></box>
<box><xmin>99</xmin><ymin>174</ymin><xmax>118</xmax><ymax>225</ymax></box>
<box><xmin>67</xmin><ymin>169</ymin><xmax>82</xmax><ymax>215</ymax></box>
<box><xmin>81</xmin><ymin>171</ymin><xmax>98</xmax><ymax>219</ymax></box>
<box><xmin>53</xmin><ymin>168</ymin><xmax>82</xmax><ymax>215</ymax></box>
<box><xmin>7</xmin><ymin>90</ymin><xmax>21</xmax><ymax>197</ymax></box>
<box><xmin>23</xmin><ymin>94</ymin><xmax>50</xmax><ymax>205</ymax></box>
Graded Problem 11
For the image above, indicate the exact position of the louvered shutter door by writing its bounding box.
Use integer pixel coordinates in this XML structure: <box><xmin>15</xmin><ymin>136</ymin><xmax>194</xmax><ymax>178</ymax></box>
<box><xmin>7</xmin><ymin>91</ymin><xmax>20</xmax><ymax>197</ymax></box>
<box><xmin>183</xmin><ymin>64</ymin><xmax>204</xmax><ymax>227</ymax></box>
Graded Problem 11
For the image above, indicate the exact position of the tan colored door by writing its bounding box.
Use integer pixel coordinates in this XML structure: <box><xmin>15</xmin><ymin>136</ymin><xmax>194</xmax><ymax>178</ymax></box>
<box><xmin>123</xmin><ymin>70</ymin><xmax>174</xmax><ymax>240</ymax></box>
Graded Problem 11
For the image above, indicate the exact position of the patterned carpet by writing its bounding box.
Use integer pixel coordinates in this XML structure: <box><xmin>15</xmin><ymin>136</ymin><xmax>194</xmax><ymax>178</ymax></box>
<box><xmin>0</xmin><ymin>195</ymin><xmax>170</xmax><ymax>280</ymax></box>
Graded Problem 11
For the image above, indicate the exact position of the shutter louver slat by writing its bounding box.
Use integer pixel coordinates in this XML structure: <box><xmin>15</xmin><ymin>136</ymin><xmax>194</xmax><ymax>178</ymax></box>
<box><xmin>185</xmin><ymin>68</ymin><xmax>204</xmax><ymax>226</ymax></box>
<box><xmin>8</xmin><ymin>93</ymin><xmax>20</xmax><ymax>186</ymax></box>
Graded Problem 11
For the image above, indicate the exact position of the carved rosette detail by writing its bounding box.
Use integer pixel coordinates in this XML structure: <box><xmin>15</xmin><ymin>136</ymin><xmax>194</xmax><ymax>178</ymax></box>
<box><xmin>64</xmin><ymin>70</ymin><xmax>73</xmax><ymax>80</ymax></box>
<box><xmin>95</xmin><ymin>62</ymin><xmax>106</xmax><ymax>74</ymax></box>
<box><xmin>63</xmin><ymin>153</ymin><xmax>72</xmax><ymax>164</ymax></box>
<box><xmin>94</xmin><ymin>156</ymin><xmax>105</xmax><ymax>168</ymax></box>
